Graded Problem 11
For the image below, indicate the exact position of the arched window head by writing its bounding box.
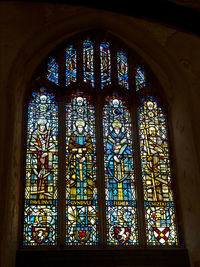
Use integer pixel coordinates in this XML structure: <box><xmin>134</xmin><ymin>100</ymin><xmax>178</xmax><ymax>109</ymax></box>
<box><xmin>83</xmin><ymin>38</ymin><xmax>95</xmax><ymax>87</ymax></box>
<box><xmin>117</xmin><ymin>51</ymin><xmax>129</xmax><ymax>90</ymax></box>
<box><xmin>66</xmin><ymin>45</ymin><xmax>77</xmax><ymax>86</ymax></box>
<box><xmin>100</xmin><ymin>41</ymin><xmax>111</xmax><ymax>89</ymax></box>
<box><xmin>135</xmin><ymin>65</ymin><xmax>146</xmax><ymax>92</ymax></box>
<box><xmin>22</xmin><ymin>32</ymin><xmax>179</xmax><ymax>248</ymax></box>
<box><xmin>47</xmin><ymin>58</ymin><xmax>59</xmax><ymax>85</ymax></box>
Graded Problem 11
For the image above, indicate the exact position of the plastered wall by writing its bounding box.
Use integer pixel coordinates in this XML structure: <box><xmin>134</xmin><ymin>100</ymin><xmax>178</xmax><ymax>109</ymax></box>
<box><xmin>0</xmin><ymin>2</ymin><xmax>200</xmax><ymax>267</ymax></box>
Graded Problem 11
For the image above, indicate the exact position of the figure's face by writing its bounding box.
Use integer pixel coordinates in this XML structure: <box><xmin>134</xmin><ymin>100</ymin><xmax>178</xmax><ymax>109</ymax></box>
<box><xmin>40</xmin><ymin>95</ymin><xmax>47</xmax><ymax>104</ymax></box>
<box><xmin>114</xmin><ymin>127</ymin><xmax>120</xmax><ymax>135</ymax></box>
<box><xmin>39</xmin><ymin>124</ymin><xmax>46</xmax><ymax>132</ymax></box>
<box><xmin>113</xmin><ymin>99</ymin><xmax>119</xmax><ymax>108</ymax></box>
<box><xmin>77</xmin><ymin>97</ymin><xmax>83</xmax><ymax>106</ymax></box>
<box><xmin>147</xmin><ymin>101</ymin><xmax>153</xmax><ymax>110</ymax></box>
<box><xmin>149</xmin><ymin>126</ymin><xmax>156</xmax><ymax>137</ymax></box>
<box><xmin>77</xmin><ymin>125</ymin><xmax>84</xmax><ymax>134</ymax></box>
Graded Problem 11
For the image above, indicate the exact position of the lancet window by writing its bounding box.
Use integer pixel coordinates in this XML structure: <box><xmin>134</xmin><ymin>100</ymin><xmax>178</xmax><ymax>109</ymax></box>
<box><xmin>22</xmin><ymin>33</ymin><xmax>179</xmax><ymax>247</ymax></box>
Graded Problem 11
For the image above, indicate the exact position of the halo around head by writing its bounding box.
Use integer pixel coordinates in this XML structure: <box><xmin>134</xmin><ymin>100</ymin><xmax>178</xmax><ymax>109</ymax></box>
<box><xmin>40</xmin><ymin>95</ymin><xmax>47</xmax><ymax>102</ymax></box>
<box><xmin>113</xmin><ymin>99</ymin><xmax>119</xmax><ymax>107</ymax></box>
<box><xmin>112</xmin><ymin>120</ymin><xmax>122</xmax><ymax>128</ymax></box>
<box><xmin>77</xmin><ymin>97</ymin><xmax>83</xmax><ymax>105</ymax></box>
<box><xmin>38</xmin><ymin>117</ymin><xmax>47</xmax><ymax>125</ymax></box>
<box><xmin>75</xmin><ymin>118</ymin><xmax>85</xmax><ymax>127</ymax></box>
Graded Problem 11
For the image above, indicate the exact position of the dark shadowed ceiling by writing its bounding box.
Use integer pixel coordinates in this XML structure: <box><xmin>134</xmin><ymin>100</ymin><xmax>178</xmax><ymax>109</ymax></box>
<box><xmin>6</xmin><ymin>0</ymin><xmax>200</xmax><ymax>35</ymax></box>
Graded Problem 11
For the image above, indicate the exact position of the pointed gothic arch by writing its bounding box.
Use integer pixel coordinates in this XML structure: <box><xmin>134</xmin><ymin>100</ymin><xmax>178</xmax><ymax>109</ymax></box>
<box><xmin>21</xmin><ymin>30</ymin><xmax>180</xmax><ymax>249</ymax></box>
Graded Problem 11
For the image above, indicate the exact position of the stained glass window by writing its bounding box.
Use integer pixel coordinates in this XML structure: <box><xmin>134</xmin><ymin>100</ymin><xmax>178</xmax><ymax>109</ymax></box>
<box><xmin>66</xmin><ymin>45</ymin><xmax>77</xmax><ymax>86</ymax></box>
<box><xmin>135</xmin><ymin>65</ymin><xmax>146</xmax><ymax>92</ymax></box>
<box><xmin>103</xmin><ymin>95</ymin><xmax>138</xmax><ymax>245</ymax></box>
<box><xmin>117</xmin><ymin>51</ymin><xmax>129</xmax><ymax>90</ymax></box>
<box><xmin>47</xmin><ymin>58</ymin><xmax>59</xmax><ymax>85</ymax></box>
<box><xmin>23</xmin><ymin>88</ymin><xmax>58</xmax><ymax>246</ymax></box>
<box><xmin>66</xmin><ymin>93</ymin><xmax>98</xmax><ymax>245</ymax></box>
<box><xmin>24</xmin><ymin>36</ymin><xmax>180</xmax><ymax>250</ymax></box>
<box><xmin>137</xmin><ymin>95</ymin><xmax>178</xmax><ymax>245</ymax></box>
<box><xmin>83</xmin><ymin>39</ymin><xmax>95</xmax><ymax>87</ymax></box>
<box><xmin>100</xmin><ymin>41</ymin><xmax>111</xmax><ymax>89</ymax></box>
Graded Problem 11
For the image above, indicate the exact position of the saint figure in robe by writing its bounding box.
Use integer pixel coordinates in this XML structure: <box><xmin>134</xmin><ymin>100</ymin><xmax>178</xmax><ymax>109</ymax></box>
<box><xmin>106</xmin><ymin>120</ymin><xmax>132</xmax><ymax>201</ymax></box>
<box><xmin>30</xmin><ymin>117</ymin><xmax>56</xmax><ymax>199</ymax></box>
<box><xmin>68</xmin><ymin>118</ymin><xmax>95</xmax><ymax>200</ymax></box>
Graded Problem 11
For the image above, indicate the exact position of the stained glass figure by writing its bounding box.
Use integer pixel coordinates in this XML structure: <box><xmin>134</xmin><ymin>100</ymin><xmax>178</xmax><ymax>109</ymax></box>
<box><xmin>47</xmin><ymin>58</ymin><xmax>58</xmax><ymax>85</ymax></box>
<box><xmin>23</xmin><ymin>88</ymin><xmax>58</xmax><ymax>246</ymax></box>
<box><xmin>117</xmin><ymin>51</ymin><xmax>129</xmax><ymax>90</ymax></box>
<box><xmin>103</xmin><ymin>95</ymin><xmax>138</xmax><ymax>245</ymax></box>
<box><xmin>66</xmin><ymin>93</ymin><xmax>98</xmax><ymax>245</ymax></box>
<box><xmin>137</xmin><ymin>95</ymin><xmax>178</xmax><ymax>245</ymax></box>
<box><xmin>135</xmin><ymin>65</ymin><xmax>146</xmax><ymax>92</ymax></box>
<box><xmin>83</xmin><ymin>39</ymin><xmax>95</xmax><ymax>87</ymax></box>
<box><xmin>66</xmin><ymin>45</ymin><xmax>77</xmax><ymax>86</ymax></box>
<box><xmin>100</xmin><ymin>41</ymin><xmax>111</xmax><ymax>89</ymax></box>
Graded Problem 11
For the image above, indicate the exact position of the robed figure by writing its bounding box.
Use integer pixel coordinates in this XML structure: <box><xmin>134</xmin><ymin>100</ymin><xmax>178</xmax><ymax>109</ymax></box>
<box><xmin>106</xmin><ymin>120</ymin><xmax>132</xmax><ymax>201</ymax></box>
<box><xmin>30</xmin><ymin>117</ymin><xmax>56</xmax><ymax>199</ymax></box>
<box><xmin>145</xmin><ymin>125</ymin><xmax>169</xmax><ymax>202</ymax></box>
<box><xmin>68</xmin><ymin>118</ymin><xmax>95</xmax><ymax>200</ymax></box>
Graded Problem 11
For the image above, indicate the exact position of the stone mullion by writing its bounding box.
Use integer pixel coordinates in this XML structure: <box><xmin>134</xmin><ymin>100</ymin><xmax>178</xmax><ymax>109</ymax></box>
<box><xmin>130</xmin><ymin>93</ymin><xmax>147</xmax><ymax>247</ymax></box>
<box><xmin>93</xmin><ymin>38</ymin><xmax>101</xmax><ymax>91</ymax></box>
<box><xmin>76</xmin><ymin>40</ymin><xmax>84</xmax><ymax>85</ymax></box>
<box><xmin>57</xmin><ymin>47</ymin><xmax>67</xmax><ymax>246</ymax></box>
<box><xmin>57</xmin><ymin>100</ymin><xmax>66</xmax><ymax>246</ymax></box>
<box><xmin>110</xmin><ymin>43</ymin><xmax>118</xmax><ymax>87</ymax></box>
<box><xmin>95</xmin><ymin>98</ymin><xmax>107</xmax><ymax>246</ymax></box>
